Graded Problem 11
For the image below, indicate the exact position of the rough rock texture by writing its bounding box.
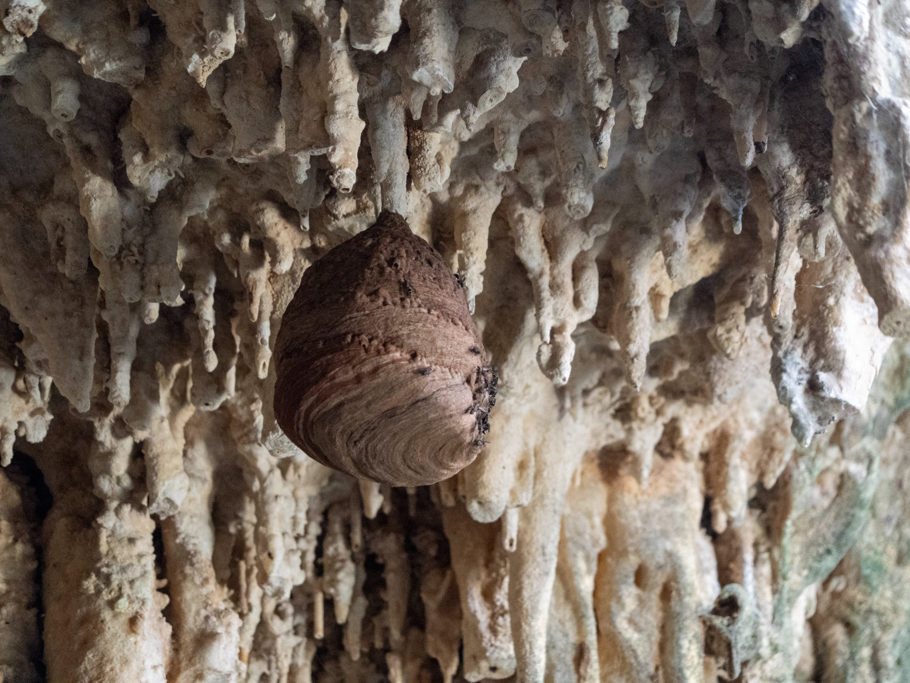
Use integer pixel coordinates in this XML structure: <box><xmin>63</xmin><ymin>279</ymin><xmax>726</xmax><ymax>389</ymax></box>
<box><xmin>0</xmin><ymin>0</ymin><xmax>909</xmax><ymax>681</ymax></box>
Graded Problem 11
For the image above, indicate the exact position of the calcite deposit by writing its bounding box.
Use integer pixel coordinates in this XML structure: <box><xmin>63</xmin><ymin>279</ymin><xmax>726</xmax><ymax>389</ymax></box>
<box><xmin>0</xmin><ymin>0</ymin><xmax>909</xmax><ymax>681</ymax></box>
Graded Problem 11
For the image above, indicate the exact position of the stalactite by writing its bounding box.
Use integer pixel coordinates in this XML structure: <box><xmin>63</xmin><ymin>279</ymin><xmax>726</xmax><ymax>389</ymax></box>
<box><xmin>1</xmin><ymin>0</ymin><xmax>910</xmax><ymax>681</ymax></box>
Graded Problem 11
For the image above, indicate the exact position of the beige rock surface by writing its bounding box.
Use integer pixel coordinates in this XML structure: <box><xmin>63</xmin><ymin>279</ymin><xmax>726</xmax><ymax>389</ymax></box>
<box><xmin>1</xmin><ymin>0</ymin><xmax>909</xmax><ymax>681</ymax></box>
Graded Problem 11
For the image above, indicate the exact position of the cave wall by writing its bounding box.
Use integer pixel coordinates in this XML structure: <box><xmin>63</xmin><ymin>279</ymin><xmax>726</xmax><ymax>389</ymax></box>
<box><xmin>1</xmin><ymin>0</ymin><xmax>910</xmax><ymax>681</ymax></box>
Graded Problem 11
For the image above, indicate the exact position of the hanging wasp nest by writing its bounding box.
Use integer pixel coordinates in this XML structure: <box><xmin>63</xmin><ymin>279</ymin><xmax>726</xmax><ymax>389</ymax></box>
<box><xmin>1</xmin><ymin>0</ymin><xmax>910</xmax><ymax>681</ymax></box>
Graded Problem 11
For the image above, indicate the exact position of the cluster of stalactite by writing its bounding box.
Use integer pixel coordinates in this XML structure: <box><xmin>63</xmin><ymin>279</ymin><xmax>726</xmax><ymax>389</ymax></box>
<box><xmin>1</xmin><ymin>0</ymin><xmax>910</xmax><ymax>680</ymax></box>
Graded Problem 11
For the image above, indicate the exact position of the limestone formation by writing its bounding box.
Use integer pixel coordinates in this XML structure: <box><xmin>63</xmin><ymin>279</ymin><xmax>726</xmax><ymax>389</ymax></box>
<box><xmin>0</xmin><ymin>0</ymin><xmax>909</xmax><ymax>680</ymax></box>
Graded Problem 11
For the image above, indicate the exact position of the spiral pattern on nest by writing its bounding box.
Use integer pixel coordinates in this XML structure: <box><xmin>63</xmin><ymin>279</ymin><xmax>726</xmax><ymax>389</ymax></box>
<box><xmin>274</xmin><ymin>211</ymin><xmax>497</xmax><ymax>486</ymax></box>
